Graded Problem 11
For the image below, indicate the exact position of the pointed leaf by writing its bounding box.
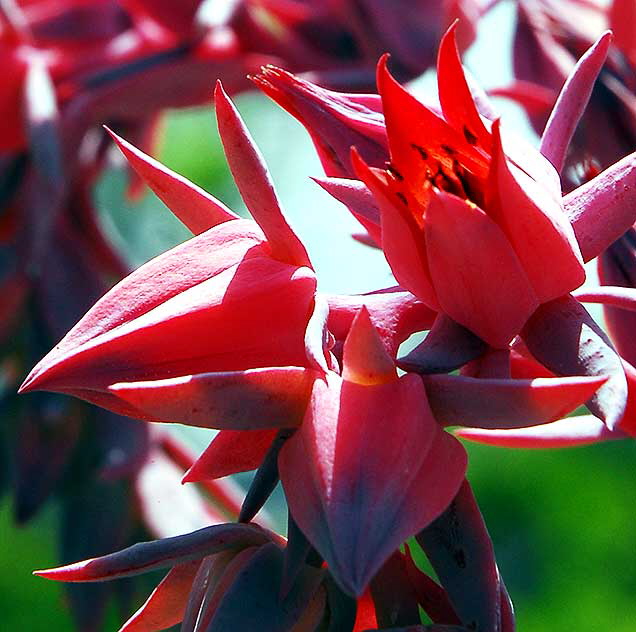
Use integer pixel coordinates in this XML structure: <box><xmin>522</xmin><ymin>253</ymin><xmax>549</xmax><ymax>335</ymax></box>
<box><xmin>34</xmin><ymin>523</ymin><xmax>272</xmax><ymax>582</ymax></box>
<box><xmin>521</xmin><ymin>294</ymin><xmax>628</xmax><ymax>430</ymax></box>
<box><xmin>455</xmin><ymin>414</ymin><xmax>627</xmax><ymax>448</ymax></box>
<box><xmin>107</xmin><ymin>128</ymin><xmax>238</xmax><ymax>234</ymax></box>
<box><xmin>540</xmin><ymin>32</ymin><xmax>612</xmax><ymax>173</ymax></box>
<box><xmin>110</xmin><ymin>367</ymin><xmax>315</xmax><ymax>429</ymax></box>
<box><xmin>415</xmin><ymin>481</ymin><xmax>503</xmax><ymax>632</ymax></box>
<box><xmin>423</xmin><ymin>373</ymin><xmax>607</xmax><ymax>429</ymax></box>
<box><xmin>184</xmin><ymin>429</ymin><xmax>278</xmax><ymax>482</ymax></box>
<box><xmin>489</xmin><ymin>120</ymin><xmax>585</xmax><ymax>303</ymax></box>
<box><xmin>564</xmin><ymin>151</ymin><xmax>636</xmax><ymax>261</ymax></box>
<box><xmin>215</xmin><ymin>81</ymin><xmax>310</xmax><ymax>267</ymax></box>
<box><xmin>238</xmin><ymin>429</ymin><xmax>293</xmax><ymax>523</ymax></box>
<box><xmin>437</xmin><ymin>23</ymin><xmax>491</xmax><ymax>148</ymax></box>
<box><xmin>22</xmin><ymin>256</ymin><xmax>317</xmax><ymax>401</ymax></box>
<box><xmin>342</xmin><ymin>307</ymin><xmax>397</xmax><ymax>385</ymax></box>
<box><xmin>279</xmin><ymin>373</ymin><xmax>467</xmax><ymax>596</ymax></box>
<box><xmin>398</xmin><ymin>314</ymin><xmax>487</xmax><ymax>374</ymax></box>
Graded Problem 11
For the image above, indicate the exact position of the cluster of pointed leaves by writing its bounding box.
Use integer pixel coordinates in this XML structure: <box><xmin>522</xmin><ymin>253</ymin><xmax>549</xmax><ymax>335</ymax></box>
<box><xmin>497</xmin><ymin>0</ymin><xmax>636</xmax><ymax>189</ymax></box>
<box><xmin>253</xmin><ymin>24</ymin><xmax>636</xmax><ymax>451</ymax></box>
<box><xmin>0</xmin><ymin>3</ymin><xmax>495</xmax><ymax>629</ymax></box>
<box><xmin>23</xmin><ymin>53</ymin><xmax>636</xmax><ymax>626</ymax></box>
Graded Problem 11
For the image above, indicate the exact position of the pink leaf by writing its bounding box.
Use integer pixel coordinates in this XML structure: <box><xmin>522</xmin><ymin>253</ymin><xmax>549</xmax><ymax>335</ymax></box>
<box><xmin>539</xmin><ymin>32</ymin><xmax>612</xmax><ymax>173</ymax></box>
<box><xmin>423</xmin><ymin>373</ymin><xmax>607</xmax><ymax>428</ymax></box>
<box><xmin>214</xmin><ymin>82</ymin><xmax>310</xmax><ymax>267</ymax></box>
<box><xmin>107</xmin><ymin>128</ymin><xmax>238</xmax><ymax>234</ymax></box>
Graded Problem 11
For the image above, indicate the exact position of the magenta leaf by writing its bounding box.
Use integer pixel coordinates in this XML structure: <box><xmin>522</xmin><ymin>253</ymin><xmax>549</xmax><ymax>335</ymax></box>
<box><xmin>423</xmin><ymin>373</ymin><xmax>607</xmax><ymax>428</ymax></box>
<box><xmin>521</xmin><ymin>294</ymin><xmax>628</xmax><ymax>430</ymax></box>
<box><xmin>35</xmin><ymin>523</ymin><xmax>272</xmax><ymax>582</ymax></box>
<box><xmin>415</xmin><ymin>480</ymin><xmax>509</xmax><ymax>632</ymax></box>
<box><xmin>398</xmin><ymin>314</ymin><xmax>487</xmax><ymax>374</ymax></box>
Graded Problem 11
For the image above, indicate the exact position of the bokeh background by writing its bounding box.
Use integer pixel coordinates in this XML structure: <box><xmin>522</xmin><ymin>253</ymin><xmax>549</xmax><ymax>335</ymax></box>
<box><xmin>2</xmin><ymin>1</ymin><xmax>635</xmax><ymax>629</ymax></box>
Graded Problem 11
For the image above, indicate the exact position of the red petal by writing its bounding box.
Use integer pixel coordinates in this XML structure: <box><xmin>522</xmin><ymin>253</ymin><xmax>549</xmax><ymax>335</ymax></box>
<box><xmin>279</xmin><ymin>373</ymin><xmax>466</xmax><ymax>595</ymax></box>
<box><xmin>423</xmin><ymin>373</ymin><xmax>607</xmax><ymax>429</ymax></box>
<box><xmin>110</xmin><ymin>367</ymin><xmax>316</xmax><ymax>429</ymax></box>
<box><xmin>377</xmin><ymin>55</ymin><xmax>489</xmax><ymax>193</ymax></box>
<box><xmin>107</xmin><ymin>129</ymin><xmax>238</xmax><ymax>234</ymax></box>
<box><xmin>351</xmin><ymin>149</ymin><xmax>439</xmax><ymax>309</ymax></box>
<box><xmin>455</xmin><ymin>414</ymin><xmax>626</xmax><ymax>448</ymax></box>
<box><xmin>214</xmin><ymin>82</ymin><xmax>310</xmax><ymax>267</ymax></box>
<box><xmin>183</xmin><ymin>429</ymin><xmax>278</xmax><ymax>482</ymax></box>
<box><xmin>341</xmin><ymin>307</ymin><xmax>396</xmax><ymax>385</ymax></box>
<box><xmin>119</xmin><ymin>560</ymin><xmax>202</xmax><ymax>631</ymax></box>
<box><xmin>489</xmin><ymin>120</ymin><xmax>585</xmax><ymax>303</ymax></box>
<box><xmin>22</xmin><ymin>256</ymin><xmax>317</xmax><ymax>396</ymax></box>
<box><xmin>437</xmin><ymin>22</ymin><xmax>491</xmax><ymax>149</ymax></box>
<box><xmin>425</xmin><ymin>189</ymin><xmax>538</xmax><ymax>347</ymax></box>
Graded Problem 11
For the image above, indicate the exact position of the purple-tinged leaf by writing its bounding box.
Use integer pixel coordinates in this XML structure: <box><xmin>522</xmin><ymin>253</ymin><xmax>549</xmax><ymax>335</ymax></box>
<box><xmin>215</xmin><ymin>81</ymin><xmax>311</xmax><ymax>267</ymax></box>
<box><xmin>238</xmin><ymin>429</ymin><xmax>293</xmax><ymax>523</ymax></box>
<box><xmin>398</xmin><ymin>314</ymin><xmax>487</xmax><ymax>374</ymax></box>
<box><xmin>204</xmin><ymin>543</ymin><xmax>324</xmax><ymax>631</ymax></box>
<box><xmin>540</xmin><ymin>32</ymin><xmax>612</xmax><ymax>173</ymax></box>
<box><xmin>415</xmin><ymin>480</ymin><xmax>504</xmax><ymax>632</ymax></box>
<box><xmin>281</xmin><ymin>511</ymin><xmax>313</xmax><ymax>599</ymax></box>
<box><xmin>313</xmin><ymin>177</ymin><xmax>381</xmax><ymax>244</ymax></box>
<box><xmin>521</xmin><ymin>294</ymin><xmax>628</xmax><ymax>430</ymax></box>
<box><xmin>107</xmin><ymin>129</ymin><xmax>238</xmax><ymax>234</ymax></box>
<box><xmin>35</xmin><ymin>523</ymin><xmax>272</xmax><ymax>582</ymax></box>
<box><xmin>564</xmin><ymin>151</ymin><xmax>636</xmax><ymax>262</ymax></box>
<box><xmin>279</xmin><ymin>372</ymin><xmax>467</xmax><ymax>596</ymax></box>
<box><xmin>110</xmin><ymin>367</ymin><xmax>316</xmax><ymax>429</ymax></box>
<box><xmin>423</xmin><ymin>373</ymin><xmax>607</xmax><ymax>429</ymax></box>
<box><xmin>455</xmin><ymin>414</ymin><xmax>628</xmax><ymax>448</ymax></box>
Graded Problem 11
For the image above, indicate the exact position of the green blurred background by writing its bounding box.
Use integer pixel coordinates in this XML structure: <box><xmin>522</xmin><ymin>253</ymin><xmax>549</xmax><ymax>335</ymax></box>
<box><xmin>3</xmin><ymin>2</ymin><xmax>635</xmax><ymax>629</ymax></box>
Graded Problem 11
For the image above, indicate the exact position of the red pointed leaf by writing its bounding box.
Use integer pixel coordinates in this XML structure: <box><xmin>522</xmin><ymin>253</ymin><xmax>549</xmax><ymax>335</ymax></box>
<box><xmin>34</xmin><ymin>523</ymin><xmax>272</xmax><ymax>582</ymax></box>
<box><xmin>183</xmin><ymin>429</ymin><xmax>278</xmax><ymax>482</ymax></box>
<box><xmin>107</xmin><ymin>129</ymin><xmax>238</xmax><ymax>234</ymax></box>
<box><xmin>455</xmin><ymin>414</ymin><xmax>627</xmax><ymax>448</ymax></box>
<box><xmin>215</xmin><ymin>82</ymin><xmax>310</xmax><ymax>267</ymax></box>
<box><xmin>437</xmin><ymin>23</ymin><xmax>491</xmax><ymax>149</ymax></box>
<box><xmin>423</xmin><ymin>373</ymin><xmax>607</xmax><ymax>429</ymax></box>
<box><xmin>425</xmin><ymin>189</ymin><xmax>538</xmax><ymax>347</ymax></box>
<box><xmin>279</xmin><ymin>373</ymin><xmax>466</xmax><ymax>596</ymax></box>
<box><xmin>22</xmin><ymin>256</ymin><xmax>317</xmax><ymax>398</ymax></box>
<box><xmin>110</xmin><ymin>367</ymin><xmax>316</xmax><ymax>429</ymax></box>
<box><xmin>489</xmin><ymin>121</ymin><xmax>585</xmax><ymax>303</ymax></box>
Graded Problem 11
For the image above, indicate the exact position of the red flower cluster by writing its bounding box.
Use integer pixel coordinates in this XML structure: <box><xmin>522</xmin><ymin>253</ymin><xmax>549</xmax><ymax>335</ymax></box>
<box><xmin>20</xmin><ymin>20</ymin><xmax>636</xmax><ymax>629</ymax></box>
